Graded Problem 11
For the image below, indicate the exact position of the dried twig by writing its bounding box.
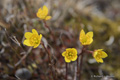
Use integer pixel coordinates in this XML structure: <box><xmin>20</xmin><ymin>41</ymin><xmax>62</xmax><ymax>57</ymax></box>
<box><xmin>15</xmin><ymin>47</ymin><xmax>32</xmax><ymax>67</ymax></box>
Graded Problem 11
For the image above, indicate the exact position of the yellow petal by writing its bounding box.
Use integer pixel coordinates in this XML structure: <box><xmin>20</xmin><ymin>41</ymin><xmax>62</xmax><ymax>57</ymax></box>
<box><xmin>85</xmin><ymin>31</ymin><xmax>93</xmax><ymax>45</ymax></box>
<box><xmin>40</xmin><ymin>16</ymin><xmax>46</xmax><ymax>20</ymax></box>
<box><xmin>33</xmin><ymin>41</ymin><xmax>40</xmax><ymax>48</ymax></box>
<box><xmin>66</xmin><ymin>48</ymin><xmax>71</xmax><ymax>51</ymax></box>
<box><xmin>62</xmin><ymin>52</ymin><xmax>66</xmax><ymax>57</ymax></box>
<box><xmin>37</xmin><ymin>12</ymin><xmax>46</xmax><ymax>19</ymax></box>
<box><xmin>38</xmin><ymin>8</ymin><xmax>42</xmax><ymax>14</ymax></box>
<box><xmin>97</xmin><ymin>49</ymin><xmax>103</xmax><ymax>51</ymax></box>
<box><xmin>39</xmin><ymin>34</ymin><xmax>42</xmax><ymax>40</ymax></box>
<box><xmin>86</xmin><ymin>38</ymin><xmax>93</xmax><ymax>45</ymax></box>
<box><xmin>101</xmin><ymin>51</ymin><xmax>108</xmax><ymax>58</ymax></box>
<box><xmin>32</xmin><ymin>29</ymin><xmax>38</xmax><ymax>35</ymax></box>
<box><xmin>80</xmin><ymin>29</ymin><xmax>86</xmax><ymax>45</ymax></box>
<box><xmin>45</xmin><ymin>16</ymin><xmax>51</xmax><ymax>20</ymax></box>
<box><xmin>43</xmin><ymin>5</ymin><xmax>48</xmax><ymax>16</ymax></box>
<box><xmin>65</xmin><ymin>57</ymin><xmax>71</xmax><ymax>63</ymax></box>
<box><xmin>97</xmin><ymin>58</ymin><xmax>103</xmax><ymax>63</ymax></box>
<box><xmin>24</xmin><ymin>32</ymin><xmax>32</xmax><ymax>39</ymax></box>
<box><xmin>86</xmin><ymin>32</ymin><xmax>93</xmax><ymax>38</ymax></box>
<box><xmin>23</xmin><ymin>40</ymin><xmax>32</xmax><ymax>46</ymax></box>
<box><xmin>71</xmin><ymin>55</ymin><xmax>77</xmax><ymax>61</ymax></box>
<box><xmin>37</xmin><ymin>8</ymin><xmax>42</xmax><ymax>17</ymax></box>
<box><xmin>72</xmin><ymin>48</ymin><xmax>77</xmax><ymax>54</ymax></box>
<box><xmin>80</xmin><ymin>29</ymin><xmax>85</xmax><ymax>40</ymax></box>
<box><xmin>36</xmin><ymin>12</ymin><xmax>40</xmax><ymax>18</ymax></box>
<box><xmin>93</xmin><ymin>51</ymin><xmax>97</xmax><ymax>58</ymax></box>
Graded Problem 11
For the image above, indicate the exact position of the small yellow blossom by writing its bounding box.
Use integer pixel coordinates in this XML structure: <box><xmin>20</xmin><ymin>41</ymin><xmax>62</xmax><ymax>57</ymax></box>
<box><xmin>23</xmin><ymin>29</ymin><xmax>42</xmax><ymax>48</ymax></box>
<box><xmin>62</xmin><ymin>48</ymin><xmax>77</xmax><ymax>63</ymax></box>
<box><xmin>36</xmin><ymin>5</ymin><xmax>51</xmax><ymax>20</ymax></box>
<box><xmin>93</xmin><ymin>49</ymin><xmax>108</xmax><ymax>63</ymax></box>
<box><xmin>79</xmin><ymin>29</ymin><xmax>93</xmax><ymax>45</ymax></box>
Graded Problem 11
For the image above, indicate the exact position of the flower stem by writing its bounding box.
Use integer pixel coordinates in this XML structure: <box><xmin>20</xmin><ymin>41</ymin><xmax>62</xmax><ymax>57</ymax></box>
<box><xmin>43</xmin><ymin>20</ymin><xmax>56</xmax><ymax>41</ymax></box>
<box><xmin>41</xmin><ymin>42</ymin><xmax>51</xmax><ymax>62</ymax></box>
<box><xmin>79</xmin><ymin>53</ymin><xmax>84</xmax><ymax>80</ymax></box>
<box><xmin>41</xmin><ymin>42</ymin><xmax>53</xmax><ymax>80</ymax></box>
<box><xmin>77</xmin><ymin>46</ymin><xmax>87</xmax><ymax>80</ymax></box>
<box><xmin>66</xmin><ymin>63</ymin><xmax>68</xmax><ymax>80</ymax></box>
<box><xmin>77</xmin><ymin>56</ymin><xmax>79</xmax><ymax>79</ymax></box>
<box><xmin>85</xmin><ymin>50</ymin><xmax>93</xmax><ymax>54</ymax></box>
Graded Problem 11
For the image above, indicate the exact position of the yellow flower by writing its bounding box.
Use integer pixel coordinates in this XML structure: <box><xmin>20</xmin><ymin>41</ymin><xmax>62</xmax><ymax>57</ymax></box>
<box><xmin>62</xmin><ymin>48</ymin><xmax>77</xmax><ymax>63</ymax></box>
<box><xmin>93</xmin><ymin>49</ymin><xmax>108</xmax><ymax>63</ymax></box>
<box><xmin>23</xmin><ymin>29</ymin><xmax>42</xmax><ymax>48</ymax></box>
<box><xmin>79</xmin><ymin>29</ymin><xmax>93</xmax><ymax>45</ymax></box>
<box><xmin>36</xmin><ymin>5</ymin><xmax>51</xmax><ymax>20</ymax></box>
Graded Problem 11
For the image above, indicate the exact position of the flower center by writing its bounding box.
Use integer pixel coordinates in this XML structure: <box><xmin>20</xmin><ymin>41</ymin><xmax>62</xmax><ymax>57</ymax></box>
<box><xmin>82</xmin><ymin>36</ymin><xmax>88</xmax><ymax>43</ymax></box>
<box><xmin>29</xmin><ymin>34</ymin><xmax>39</xmax><ymax>45</ymax></box>
<box><xmin>96</xmin><ymin>52</ymin><xmax>102</xmax><ymax>59</ymax></box>
<box><xmin>68</xmin><ymin>52</ymin><xmax>73</xmax><ymax>56</ymax></box>
<box><xmin>67</xmin><ymin>52</ymin><xmax>74</xmax><ymax>59</ymax></box>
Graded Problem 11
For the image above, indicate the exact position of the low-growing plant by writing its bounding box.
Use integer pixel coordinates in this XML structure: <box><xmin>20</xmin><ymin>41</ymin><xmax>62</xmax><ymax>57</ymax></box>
<box><xmin>22</xmin><ymin>5</ymin><xmax>108</xmax><ymax>80</ymax></box>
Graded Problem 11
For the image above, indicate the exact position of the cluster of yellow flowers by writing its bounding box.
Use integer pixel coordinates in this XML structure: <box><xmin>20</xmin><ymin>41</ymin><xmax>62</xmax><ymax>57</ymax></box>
<box><xmin>62</xmin><ymin>29</ymin><xmax>108</xmax><ymax>63</ymax></box>
<box><xmin>23</xmin><ymin>5</ymin><xmax>51</xmax><ymax>48</ymax></box>
<box><xmin>79</xmin><ymin>29</ymin><xmax>108</xmax><ymax>63</ymax></box>
<box><xmin>23</xmin><ymin>5</ymin><xmax>108</xmax><ymax>64</ymax></box>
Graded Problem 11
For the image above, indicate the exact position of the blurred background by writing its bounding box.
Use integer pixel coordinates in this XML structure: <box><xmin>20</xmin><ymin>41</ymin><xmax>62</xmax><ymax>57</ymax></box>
<box><xmin>0</xmin><ymin>0</ymin><xmax>120</xmax><ymax>80</ymax></box>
